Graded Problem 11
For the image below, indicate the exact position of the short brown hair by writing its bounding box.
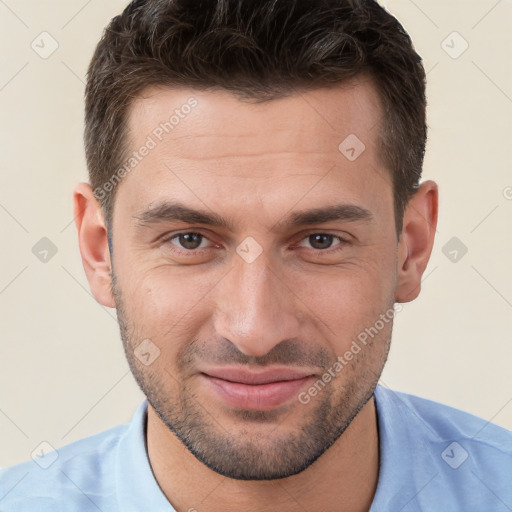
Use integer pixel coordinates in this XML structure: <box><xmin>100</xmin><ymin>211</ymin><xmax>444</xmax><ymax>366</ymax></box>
<box><xmin>85</xmin><ymin>0</ymin><xmax>427</xmax><ymax>236</ymax></box>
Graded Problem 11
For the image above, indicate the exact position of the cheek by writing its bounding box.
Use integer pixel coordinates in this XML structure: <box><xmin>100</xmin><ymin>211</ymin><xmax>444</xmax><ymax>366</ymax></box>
<box><xmin>304</xmin><ymin>258</ymin><xmax>392</xmax><ymax>309</ymax></box>
<box><xmin>116</xmin><ymin>230</ymin><xmax>397</xmax><ymax>344</ymax></box>
<box><xmin>122</xmin><ymin>268</ymin><xmax>215</xmax><ymax>341</ymax></box>
<box><xmin>291</xmin><ymin>256</ymin><xmax>396</xmax><ymax>348</ymax></box>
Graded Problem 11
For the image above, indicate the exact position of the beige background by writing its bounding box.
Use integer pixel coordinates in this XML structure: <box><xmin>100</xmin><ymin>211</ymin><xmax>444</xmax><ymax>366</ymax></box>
<box><xmin>0</xmin><ymin>0</ymin><xmax>511</xmax><ymax>468</ymax></box>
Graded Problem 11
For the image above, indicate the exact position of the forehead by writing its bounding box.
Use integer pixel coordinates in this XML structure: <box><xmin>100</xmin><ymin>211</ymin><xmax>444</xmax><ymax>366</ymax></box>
<box><xmin>115</xmin><ymin>78</ymin><xmax>392</xmax><ymax>227</ymax></box>
<box><xmin>127</xmin><ymin>77</ymin><xmax>383</xmax><ymax>161</ymax></box>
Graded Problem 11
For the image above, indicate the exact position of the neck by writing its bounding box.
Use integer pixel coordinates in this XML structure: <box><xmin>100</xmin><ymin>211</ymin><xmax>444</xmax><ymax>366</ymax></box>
<box><xmin>146</xmin><ymin>397</ymin><xmax>380</xmax><ymax>512</ymax></box>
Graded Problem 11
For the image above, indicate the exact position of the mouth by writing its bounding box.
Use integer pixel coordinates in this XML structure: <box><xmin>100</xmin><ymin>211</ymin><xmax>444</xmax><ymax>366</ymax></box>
<box><xmin>199</xmin><ymin>367</ymin><xmax>316</xmax><ymax>410</ymax></box>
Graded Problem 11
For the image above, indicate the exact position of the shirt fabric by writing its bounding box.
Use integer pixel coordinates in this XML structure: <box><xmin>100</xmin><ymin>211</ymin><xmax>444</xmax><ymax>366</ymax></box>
<box><xmin>1</xmin><ymin>384</ymin><xmax>511</xmax><ymax>511</ymax></box>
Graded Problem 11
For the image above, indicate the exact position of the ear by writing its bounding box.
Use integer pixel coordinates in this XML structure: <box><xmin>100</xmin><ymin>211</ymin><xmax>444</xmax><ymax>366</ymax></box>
<box><xmin>73</xmin><ymin>182</ymin><xmax>115</xmax><ymax>308</ymax></box>
<box><xmin>395</xmin><ymin>180</ymin><xmax>438</xmax><ymax>303</ymax></box>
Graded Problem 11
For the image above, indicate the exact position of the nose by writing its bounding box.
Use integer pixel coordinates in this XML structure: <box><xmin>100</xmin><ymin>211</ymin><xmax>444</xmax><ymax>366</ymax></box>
<box><xmin>212</xmin><ymin>249</ymin><xmax>303</xmax><ymax>357</ymax></box>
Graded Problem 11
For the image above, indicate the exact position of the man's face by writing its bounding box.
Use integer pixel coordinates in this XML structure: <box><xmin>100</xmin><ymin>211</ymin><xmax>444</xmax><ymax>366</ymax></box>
<box><xmin>110</xmin><ymin>78</ymin><xmax>399</xmax><ymax>480</ymax></box>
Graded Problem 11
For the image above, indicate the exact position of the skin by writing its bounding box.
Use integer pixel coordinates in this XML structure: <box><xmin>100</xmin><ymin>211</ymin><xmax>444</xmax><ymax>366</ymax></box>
<box><xmin>74</xmin><ymin>76</ymin><xmax>438</xmax><ymax>512</ymax></box>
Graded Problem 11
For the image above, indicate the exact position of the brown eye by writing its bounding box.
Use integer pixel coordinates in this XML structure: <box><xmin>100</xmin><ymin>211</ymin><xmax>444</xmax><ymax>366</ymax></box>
<box><xmin>297</xmin><ymin>233</ymin><xmax>346</xmax><ymax>251</ymax></box>
<box><xmin>170</xmin><ymin>232</ymin><xmax>207</xmax><ymax>250</ymax></box>
<box><xmin>308</xmin><ymin>234</ymin><xmax>336</xmax><ymax>250</ymax></box>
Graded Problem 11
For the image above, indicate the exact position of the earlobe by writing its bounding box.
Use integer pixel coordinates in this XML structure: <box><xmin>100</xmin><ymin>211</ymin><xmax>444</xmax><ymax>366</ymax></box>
<box><xmin>73</xmin><ymin>182</ymin><xmax>115</xmax><ymax>308</ymax></box>
<box><xmin>395</xmin><ymin>180</ymin><xmax>438</xmax><ymax>303</ymax></box>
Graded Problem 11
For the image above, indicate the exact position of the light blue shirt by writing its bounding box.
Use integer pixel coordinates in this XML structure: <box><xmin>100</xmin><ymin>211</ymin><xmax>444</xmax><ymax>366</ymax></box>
<box><xmin>1</xmin><ymin>385</ymin><xmax>511</xmax><ymax>511</ymax></box>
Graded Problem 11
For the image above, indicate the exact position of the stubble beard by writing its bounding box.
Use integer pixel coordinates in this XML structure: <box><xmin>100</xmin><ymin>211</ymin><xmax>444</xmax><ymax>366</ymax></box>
<box><xmin>111</xmin><ymin>272</ymin><xmax>391</xmax><ymax>480</ymax></box>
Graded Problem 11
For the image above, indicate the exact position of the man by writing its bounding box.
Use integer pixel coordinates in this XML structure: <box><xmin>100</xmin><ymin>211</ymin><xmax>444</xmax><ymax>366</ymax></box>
<box><xmin>1</xmin><ymin>0</ymin><xmax>510</xmax><ymax>510</ymax></box>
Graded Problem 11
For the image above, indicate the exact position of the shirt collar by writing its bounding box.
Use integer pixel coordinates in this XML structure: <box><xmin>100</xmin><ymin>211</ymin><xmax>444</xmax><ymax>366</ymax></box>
<box><xmin>116</xmin><ymin>399</ymin><xmax>175</xmax><ymax>512</ymax></box>
<box><xmin>369</xmin><ymin>384</ymin><xmax>439</xmax><ymax>511</ymax></box>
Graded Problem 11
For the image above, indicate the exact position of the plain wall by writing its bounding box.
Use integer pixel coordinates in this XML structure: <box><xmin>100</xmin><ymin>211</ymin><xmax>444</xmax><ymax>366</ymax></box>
<box><xmin>0</xmin><ymin>0</ymin><xmax>511</xmax><ymax>468</ymax></box>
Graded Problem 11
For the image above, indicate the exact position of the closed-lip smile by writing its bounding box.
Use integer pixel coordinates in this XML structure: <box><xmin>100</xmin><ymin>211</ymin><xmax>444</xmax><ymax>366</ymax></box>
<box><xmin>199</xmin><ymin>366</ymin><xmax>316</xmax><ymax>410</ymax></box>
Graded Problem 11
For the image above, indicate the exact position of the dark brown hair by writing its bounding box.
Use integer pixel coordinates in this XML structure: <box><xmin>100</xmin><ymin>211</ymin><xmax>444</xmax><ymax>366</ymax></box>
<box><xmin>85</xmin><ymin>0</ymin><xmax>427</xmax><ymax>236</ymax></box>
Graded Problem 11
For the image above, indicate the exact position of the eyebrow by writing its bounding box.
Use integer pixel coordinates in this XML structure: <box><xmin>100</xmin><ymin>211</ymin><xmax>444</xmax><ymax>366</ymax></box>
<box><xmin>133</xmin><ymin>201</ymin><xmax>373</xmax><ymax>232</ymax></box>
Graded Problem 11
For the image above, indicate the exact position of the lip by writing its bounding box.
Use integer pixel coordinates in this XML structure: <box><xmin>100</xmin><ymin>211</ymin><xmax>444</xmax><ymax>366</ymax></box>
<box><xmin>200</xmin><ymin>367</ymin><xmax>316</xmax><ymax>410</ymax></box>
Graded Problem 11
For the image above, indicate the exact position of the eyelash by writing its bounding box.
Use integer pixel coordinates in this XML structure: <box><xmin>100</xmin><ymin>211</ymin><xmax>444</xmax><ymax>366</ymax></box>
<box><xmin>160</xmin><ymin>231</ymin><xmax>350</xmax><ymax>257</ymax></box>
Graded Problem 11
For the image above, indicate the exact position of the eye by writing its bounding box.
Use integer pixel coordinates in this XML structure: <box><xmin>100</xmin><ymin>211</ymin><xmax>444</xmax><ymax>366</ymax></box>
<box><xmin>167</xmin><ymin>232</ymin><xmax>211</xmax><ymax>251</ymax></box>
<box><xmin>161</xmin><ymin>231</ymin><xmax>349</xmax><ymax>258</ymax></box>
<box><xmin>296</xmin><ymin>233</ymin><xmax>347</xmax><ymax>252</ymax></box>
